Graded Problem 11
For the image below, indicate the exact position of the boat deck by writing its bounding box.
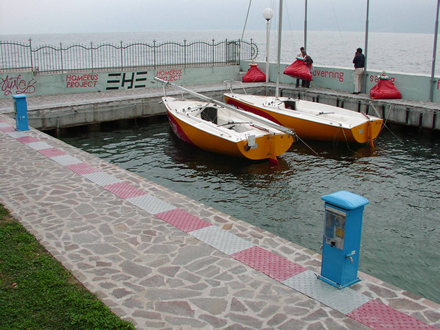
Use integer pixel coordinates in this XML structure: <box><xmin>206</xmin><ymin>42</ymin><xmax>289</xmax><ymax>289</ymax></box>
<box><xmin>1</xmin><ymin>106</ymin><xmax>439</xmax><ymax>328</ymax></box>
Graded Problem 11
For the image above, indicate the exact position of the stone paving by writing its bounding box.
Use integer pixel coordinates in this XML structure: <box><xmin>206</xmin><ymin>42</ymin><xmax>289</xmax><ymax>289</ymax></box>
<box><xmin>1</xmin><ymin>112</ymin><xmax>439</xmax><ymax>329</ymax></box>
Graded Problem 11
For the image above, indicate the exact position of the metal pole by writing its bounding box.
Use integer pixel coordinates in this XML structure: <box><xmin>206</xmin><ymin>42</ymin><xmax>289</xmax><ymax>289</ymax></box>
<box><xmin>362</xmin><ymin>0</ymin><xmax>370</xmax><ymax>94</ymax></box>
<box><xmin>60</xmin><ymin>42</ymin><xmax>63</xmax><ymax>72</ymax></box>
<box><xmin>29</xmin><ymin>39</ymin><xmax>33</xmax><ymax>72</ymax></box>
<box><xmin>275</xmin><ymin>0</ymin><xmax>283</xmax><ymax>98</ymax></box>
<box><xmin>430</xmin><ymin>0</ymin><xmax>440</xmax><ymax>102</ymax></box>
<box><xmin>90</xmin><ymin>42</ymin><xmax>94</xmax><ymax>72</ymax></box>
<box><xmin>304</xmin><ymin>0</ymin><xmax>308</xmax><ymax>51</ymax></box>
<box><xmin>265</xmin><ymin>19</ymin><xmax>271</xmax><ymax>83</ymax></box>
<box><xmin>120</xmin><ymin>41</ymin><xmax>124</xmax><ymax>70</ymax></box>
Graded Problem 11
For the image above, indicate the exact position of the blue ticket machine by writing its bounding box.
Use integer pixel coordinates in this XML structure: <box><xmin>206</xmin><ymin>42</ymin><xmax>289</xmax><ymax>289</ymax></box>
<box><xmin>319</xmin><ymin>190</ymin><xmax>369</xmax><ymax>289</ymax></box>
<box><xmin>14</xmin><ymin>94</ymin><xmax>29</xmax><ymax>131</ymax></box>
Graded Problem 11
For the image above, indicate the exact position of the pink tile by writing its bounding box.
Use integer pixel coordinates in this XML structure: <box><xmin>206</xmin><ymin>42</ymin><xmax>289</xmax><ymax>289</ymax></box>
<box><xmin>231</xmin><ymin>246</ymin><xmax>306</xmax><ymax>281</ymax></box>
<box><xmin>155</xmin><ymin>209</ymin><xmax>211</xmax><ymax>233</ymax></box>
<box><xmin>66</xmin><ymin>163</ymin><xmax>100</xmax><ymax>175</ymax></box>
<box><xmin>348</xmin><ymin>299</ymin><xmax>435</xmax><ymax>329</ymax></box>
<box><xmin>38</xmin><ymin>148</ymin><xmax>66</xmax><ymax>157</ymax></box>
<box><xmin>16</xmin><ymin>136</ymin><xmax>40</xmax><ymax>143</ymax></box>
<box><xmin>102</xmin><ymin>182</ymin><xmax>147</xmax><ymax>199</ymax></box>
<box><xmin>0</xmin><ymin>126</ymin><xmax>15</xmax><ymax>132</ymax></box>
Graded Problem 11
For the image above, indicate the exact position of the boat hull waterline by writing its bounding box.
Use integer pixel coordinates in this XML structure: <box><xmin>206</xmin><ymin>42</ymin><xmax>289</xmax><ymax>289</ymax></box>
<box><xmin>162</xmin><ymin>97</ymin><xmax>294</xmax><ymax>162</ymax></box>
<box><xmin>224</xmin><ymin>94</ymin><xmax>383</xmax><ymax>145</ymax></box>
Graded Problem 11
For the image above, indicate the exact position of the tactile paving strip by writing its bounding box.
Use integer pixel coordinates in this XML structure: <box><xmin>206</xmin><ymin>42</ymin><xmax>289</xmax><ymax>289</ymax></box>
<box><xmin>231</xmin><ymin>246</ymin><xmax>306</xmax><ymax>281</ymax></box>
<box><xmin>50</xmin><ymin>154</ymin><xmax>83</xmax><ymax>166</ymax></box>
<box><xmin>25</xmin><ymin>141</ymin><xmax>53</xmax><ymax>150</ymax></box>
<box><xmin>347</xmin><ymin>299</ymin><xmax>437</xmax><ymax>329</ymax></box>
<box><xmin>82</xmin><ymin>171</ymin><xmax>121</xmax><ymax>186</ymax></box>
<box><xmin>190</xmin><ymin>225</ymin><xmax>255</xmax><ymax>255</ymax></box>
<box><xmin>16</xmin><ymin>136</ymin><xmax>39</xmax><ymax>143</ymax></box>
<box><xmin>283</xmin><ymin>270</ymin><xmax>371</xmax><ymax>314</ymax></box>
<box><xmin>6</xmin><ymin>131</ymin><xmax>29</xmax><ymax>138</ymax></box>
<box><xmin>65</xmin><ymin>163</ymin><xmax>100</xmax><ymax>175</ymax></box>
<box><xmin>102</xmin><ymin>182</ymin><xmax>147</xmax><ymax>199</ymax></box>
<box><xmin>0</xmin><ymin>126</ymin><xmax>14</xmax><ymax>132</ymax></box>
<box><xmin>155</xmin><ymin>209</ymin><xmax>211</xmax><ymax>233</ymax></box>
<box><xmin>38</xmin><ymin>147</ymin><xmax>66</xmax><ymax>157</ymax></box>
<box><xmin>127</xmin><ymin>194</ymin><xmax>176</xmax><ymax>215</ymax></box>
<box><xmin>0</xmin><ymin>125</ymin><xmax>15</xmax><ymax>132</ymax></box>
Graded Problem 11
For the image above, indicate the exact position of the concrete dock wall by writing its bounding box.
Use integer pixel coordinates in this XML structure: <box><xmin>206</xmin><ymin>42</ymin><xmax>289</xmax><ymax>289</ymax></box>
<box><xmin>0</xmin><ymin>66</ymin><xmax>240</xmax><ymax>99</ymax></box>
<box><xmin>1</xmin><ymin>61</ymin><xmax>439</xmax><ymax>131</ymax></box>
<box><xmin>8</xmin><ymin>83</ymin><xmax>437</xmax><ymax>131</ymax></box>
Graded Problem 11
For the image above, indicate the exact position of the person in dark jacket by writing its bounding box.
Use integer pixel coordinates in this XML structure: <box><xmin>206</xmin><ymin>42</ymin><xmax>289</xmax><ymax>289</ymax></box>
<box><xmin>352</xmin><ymin>48</ymin><xmax>365</xmax><ymax>94</ymax></box>
<box><xmin>295</xmin><ymin>47</ymin><xmax>313</xmax><ymax>88</ymax></box>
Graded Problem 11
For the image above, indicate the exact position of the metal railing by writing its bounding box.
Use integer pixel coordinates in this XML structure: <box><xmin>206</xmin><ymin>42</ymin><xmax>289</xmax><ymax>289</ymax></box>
<box><xmin>0</xmin><ymin>39</ymin><xmax>258</xmax><ymax>73</ymax></box>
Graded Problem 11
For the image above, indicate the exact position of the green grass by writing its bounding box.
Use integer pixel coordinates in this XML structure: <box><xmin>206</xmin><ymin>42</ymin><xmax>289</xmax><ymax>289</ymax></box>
<box><xmin>0</xmin><ymin>204</ymin><xmax>135</xmax><ymax>329</ymax></box>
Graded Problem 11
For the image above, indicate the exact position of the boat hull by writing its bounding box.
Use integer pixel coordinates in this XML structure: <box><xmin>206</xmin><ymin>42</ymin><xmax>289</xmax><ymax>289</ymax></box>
<box><xmin>167</xmin><ymin>110</ymin><xmax>293</xmax><ymax>161</ymax></box>
<box><xmin>224</xmin><ymin>95</ymin><xmax>383</xmax><ymax>145</ymax></box>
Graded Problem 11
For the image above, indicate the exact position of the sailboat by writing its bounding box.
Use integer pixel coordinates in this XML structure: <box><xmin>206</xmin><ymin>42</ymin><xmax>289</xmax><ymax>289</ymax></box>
<box><xmin>224</xmin><ymin>93</ymin><xmax>383</xmax><ymax>145</ymax></box>
<box><xmin>155</xmin><ymin>78</ymin><xmax>295</xmax><ymax>163</ymax></box>
<box><xmin>225</xmin><ymin>0</ymin><xmax>383</xmax><ymax>147</ymax></box>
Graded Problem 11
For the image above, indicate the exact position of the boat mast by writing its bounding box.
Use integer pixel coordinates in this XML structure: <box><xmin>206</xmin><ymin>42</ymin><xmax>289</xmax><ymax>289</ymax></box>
<box><xmin>304</xmin><ymin>0</ymin><xmax>308</xmax><ymax>52</ymax></box>
<box><xmin>430</xmin><ymin>0</ymin><xmax>440</xmax><ymax>102</ymax></box>
<box><xmin>363</xmin><ymin>0</ymin><xmax>370</xmax><ymax>94</ymax></box>
<box><xmin>275</xmin><ymin>0</ymin><xmax>283</xmax><ymax>98</ymax></box>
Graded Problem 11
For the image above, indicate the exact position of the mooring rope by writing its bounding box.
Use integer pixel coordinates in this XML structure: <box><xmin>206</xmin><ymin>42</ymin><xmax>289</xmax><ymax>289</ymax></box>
<box><xmin>295</xmin><ymin>133</ymin><xmax>319</xmax><ymax>156</ymax></box>
<box><xmin>369</xmin><ymin>101</ymin><xmax>404</xmax><ymax>144</ymax></box>
<box><xmin>340</xmin><ymin>126</ymin><xmax>355</xmax><ymax>152</ymax></box>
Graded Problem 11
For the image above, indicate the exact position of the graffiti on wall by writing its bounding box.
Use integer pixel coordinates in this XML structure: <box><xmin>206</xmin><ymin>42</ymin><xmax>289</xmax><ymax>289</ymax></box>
<box><xmin>155</xmin><ymin>69</ymin><xmax>182</xmax><ymax>82</ymax></box>
<box><xmin>312</xmin><ymin>70</ymin><xmax>344</xmax><ymax>82</ymax></box>
<box><xmin>0</xmin><ymin>74</ymin><xmax>37</xmax><ymax>96</ymax></box>
<box><xmin>66</xmin><ymin>74</ymin><xmax>99</xmax><ymax>88</ymax></box>
<box><xmin>106</xmin><ymin>71</ymin><xmax>148</xmax><ymax>90</ymax></box>
<box><xmin>369</xmin><ymin>75</ymin><xmax>396</xmax><ymax>83</ymax></box>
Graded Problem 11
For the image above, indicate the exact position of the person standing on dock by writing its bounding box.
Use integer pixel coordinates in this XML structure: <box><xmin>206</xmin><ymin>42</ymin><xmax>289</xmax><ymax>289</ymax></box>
<box><xmin>296</xmin><ymin>47</ymin><xmax>313</xmax><ymax>88</ymax></box>
<box><xmin>296</xmin><ymin>47</ymin><xmax>307</xmax><ymax>88</ymax></box>
<box><xmin>352</xmin><ymin>48</ymin><xmax>365</xmax><ymax>94</ymax></box>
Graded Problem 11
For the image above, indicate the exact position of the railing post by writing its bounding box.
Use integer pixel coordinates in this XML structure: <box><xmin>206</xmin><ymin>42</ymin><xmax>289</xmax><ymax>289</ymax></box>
<box><xmin>184</xmin><ymin>40</ymin><xmax>187</xmax><ymax>68</ymax></box>
<box><xmin>238</xmin><ymin>39</ymin><xmax>242</xmax><ymax>65</ymax></box>
<box><xmin>29</xmin><ymin>39</ymin><xmax>34</xmax><ymax>72</ymax></box>
<box><xmin>212</xmin><ymin>39</ymin><xmax>215</xmax><ymax>66</ymax></box>
<box><xmin>225</xmin><ymin>39</ymin><xmax>228</xmax><ymax>64</ymax></box>
<box><xmin>153</xmin><ymin>40</ymin><xmax>157</xmax><ymax>70</ymax></box>
<box><xmin>90</xmin><ymin>42</ymin><xmax>94</xmax><ymax>72</ymax></box>
<box><xmin>120</xmin><ymin>41</ymin><xmax>124</xmax><ymax>71</ymax></box>
<box><xmin>60</xmin><ymin>42</ymin><xmax>63</xmax><ymax>72</ymax></box>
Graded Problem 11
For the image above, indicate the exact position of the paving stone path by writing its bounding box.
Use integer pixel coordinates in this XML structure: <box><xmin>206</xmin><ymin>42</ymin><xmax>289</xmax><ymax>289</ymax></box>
<box><xmin>1</xmin><ymin>114</ymin><xmax>439</xmax><ymax>329</ymax></box>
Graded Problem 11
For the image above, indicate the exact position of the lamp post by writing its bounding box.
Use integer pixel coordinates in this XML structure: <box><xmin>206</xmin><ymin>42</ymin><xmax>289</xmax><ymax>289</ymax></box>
<box><xmin>263</xmin><ymin>8</ymin><xmax>274</xmax><ymax>83</ymax></box>
<box><xmin>275</xmin><ymin>0</ymin><xmax>283</xmax><ymax>98</ymax></box>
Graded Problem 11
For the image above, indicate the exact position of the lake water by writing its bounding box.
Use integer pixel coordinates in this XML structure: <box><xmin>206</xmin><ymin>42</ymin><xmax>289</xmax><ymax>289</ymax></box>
<box><xmin>58</xmin><ymin>119</ymin><xmax>440</xmax><ymax>304</ymax></box>
<box><xmin>1</xmin><ymin>30</ymin><xmax>440</xmax><ymax>75</ymax></box>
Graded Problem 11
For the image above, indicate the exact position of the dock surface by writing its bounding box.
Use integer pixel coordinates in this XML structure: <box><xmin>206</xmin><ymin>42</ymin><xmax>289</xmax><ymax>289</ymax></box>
<box><xmin>1</xmin><ymin>93</ymin><xmax>439</xmax><ymax>328</ymax></box>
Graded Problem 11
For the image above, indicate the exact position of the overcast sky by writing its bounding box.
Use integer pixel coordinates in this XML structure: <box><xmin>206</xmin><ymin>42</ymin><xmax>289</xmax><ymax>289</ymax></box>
<box><xmin>0</xmin><ymin>0</ymin><xmax>438</xmax><ymax>35</ymax></box>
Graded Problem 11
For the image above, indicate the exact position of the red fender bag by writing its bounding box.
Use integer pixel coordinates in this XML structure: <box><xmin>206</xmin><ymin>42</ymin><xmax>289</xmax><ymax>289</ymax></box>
<box><xmin>370</xmin><ymin>78</ymin><xmax>401</xmax><ymax>99</ymax></box>
<box><xmin>283</xmin><ymin>59</ymin><xmax>312</xmax><ymax>81</ymax></box>
<box><xmin>242</xmin><ymin>63</ymin><xmax>266</xmax><ymax>82</ymax></box>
